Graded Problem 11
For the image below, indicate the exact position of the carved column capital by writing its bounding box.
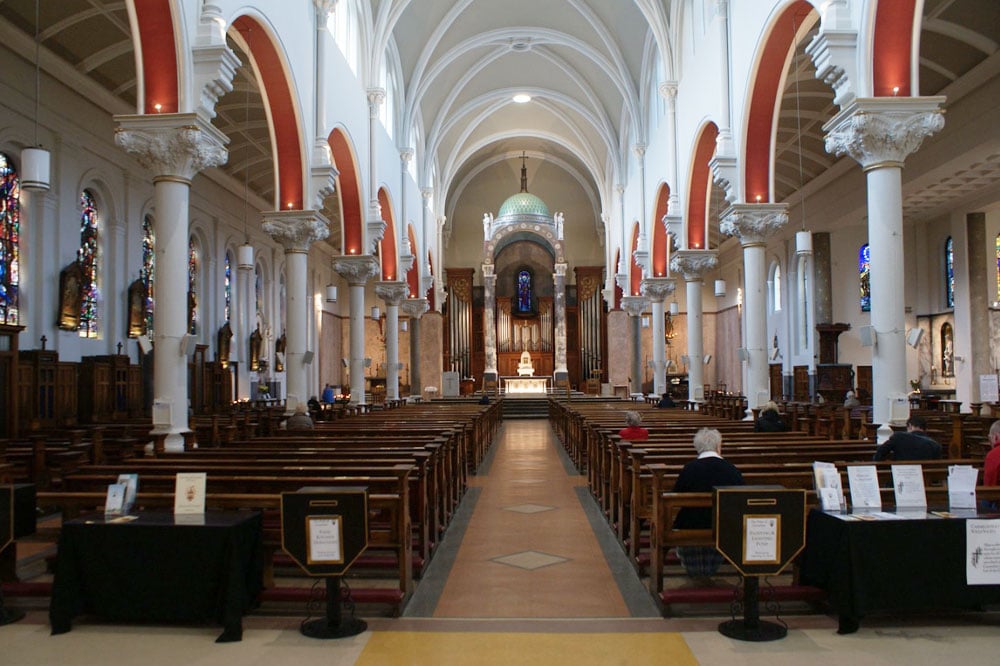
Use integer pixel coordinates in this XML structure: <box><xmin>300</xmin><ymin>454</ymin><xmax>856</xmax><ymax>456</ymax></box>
<box><xmin>720</xmin><ymin>203</ymin><xmax>788</xmax><ymax>247</ymax></box>
<box><xmin>114</xmin><ymin>113</ymin><xmax>228</xmax><ymax>181</ymax></box>
<box><xmin>823</xmin><ymin>97</ymin><xmax>946</xmax><ymax>170</ymax></box>
<box><xmin>313</xmin><ymin>0</ymin><xmax>338</xmax><ymax>20</ymax></box>
<box><xmin>621</xmin><ymin>295</ymin><xmax>648</xmax><ymax>318</ymax></box>
<box><xmin>400</xmin><ymin>297</ymin><xmax>429</xmax><ymax>319</ymax></box>
<box><xmin>670</xmin><ymin>250</ymin><xmax>718</xmax><ymax>280</ymax></box>
<box><xmin>400</xmin><ymin>147</ymin><xmax>414</xmax><ymax>164</ymax></box>
<box><xmin>657</xmin><ymin>81</ymin><xmax>678</xmax><ymax>102</ymax></box>
<box><xmin>375</xmin><ymin>280</ymin><xmax>410</xmax><ymax>306</ymax></box>
<box><xmin>554</xmin><ymin>262</ymin><xmax>568</xmax><ymax>278</ymax></box>
<box><xmin>332</xmin><ymin>254</ymin><xmax>380</xmax><ymax>286</ymax></box>
<box><xmin>262</xmin><ymin>210</ymin><xmax>330</xmax><ymax>253</ymax></box>
<box><xmin>367</xmin><ymin>87</ymin><xmax>386</xmax><ymax>111</ymax></box>
<box><xmin>482</xmin><ymin>263</ymin><xmax>495</xmax><ymax>278</ymax></box>
<box><xmin>641</xmin><ymin>277</ymin><xmax>676</xmax><ymax>303</ymax></box>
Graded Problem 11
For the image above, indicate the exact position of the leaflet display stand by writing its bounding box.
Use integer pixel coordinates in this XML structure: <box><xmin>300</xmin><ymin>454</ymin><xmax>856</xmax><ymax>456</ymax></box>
<box><xmin>281</xmin><ymin>487</ymin><xmax>369</xmax><ymax>639</ymax></box>
<box><xmin>0</xmin><ymin>485</ymin><xmax>23</xmax><ymax>625</ymax></box>
<box><xmin>714</xmin><ymin>486</ymin><xmax>806</xmax><ymax>642</ymax></box>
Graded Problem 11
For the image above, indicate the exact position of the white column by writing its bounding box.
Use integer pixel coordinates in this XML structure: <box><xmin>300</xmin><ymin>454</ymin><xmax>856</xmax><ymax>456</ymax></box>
<box><xmin>401</xmin><ymin>297</ymin><xmax>429</xmax><ymax>395</ymax></box>
<box><xmin>115</xmin><ymin>114</ymin><xmax>228</xmax><ymax>451</ymax></box>
<box><xmin>263</xmin><ymin>211</ymin><xmax>329</xmax><ymax>413</ymax></box>
<box><xmin>621</xmin><ymin>296</ymin><xmax>648</xmax><ymax>394</ymax></box>
<box><xmin>721</xmin><ymin>204</ymin><xmax>787</xmax><ymax>411</ymax></box>
<box><xmin>376</xmin><ymin>281</ymin><xmax>410</xmax><ymax>401</ymax></box>
<box><xmin>672</xmin><ymin>251</ymin><xmax>719</xmax><ymax>405</ymax></box>
<box><xmin>824</xmin><ymin>98</ymin><xmax>945</xmax><ymax>435</ymax></box>
<box><xmin>641</xmin><ymin>277</ymin><xmax>676</xmax><ymax>397</ymax></box>
<box><xmin>333</xmin><ymin>255</ymin><xmax>380</xmax><ymax>405</ymax></box>
<box><xmin>365</xmin><ymin>89</ymin><xmax>386</xmax><ymax>253</ymax></box>
<box><xmin>236</xmin><ymin>246</ymin><xmax>254</xmax><ymax>401</ymax></box>
<box><xmin>482</xmin><ymin>264</ymin><xmax>498</xmax><ymax>381</ymax></box>
<box><xmin>553</xmin><ymin>262</ymin><xmax>569</xmax><ymax>381</ymax></box>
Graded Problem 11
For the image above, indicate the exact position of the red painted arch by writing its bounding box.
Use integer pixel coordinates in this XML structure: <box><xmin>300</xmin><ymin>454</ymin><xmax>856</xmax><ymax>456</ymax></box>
<box><xmin>133</xmin><ymin>0</ymin><xmax>178</xmax><ymax>114</ymax></box>
<box><xmin>377</xmin><ymin>188</ymin><xmax>398</xmax><ymax>280</ymax></box>
<box><xmin>328</xmin><ymin>129</ymin><xmax>364</xmax><ymax>255</ymax></box>
<box><xmin>406</xmin><ymin>225</ymin><xmax>420</xmax><ymax>297</ymax></box>
<box><xmin>629</xmin><ymin>223</ymin><xmax>642</xmax><ymax>297</ymax></box>
<box><xmin>873</xmin><ymin>0</ymin><xmax>917</xmax><ymax>96</ymax></box>
<box><xmin>427</xmin><ymin>251</ymin><xmax>436</xmax><ymax>308</ymax></box>
<box><xmin>744</xmin><ymin>0</ymin><xmax>814</xmax><ymax>205</ymax></box>
<box><xmin>232</xmin><ymin>16</ymin><xmax>303</xmax><ymax>210</ymax></box>
<box><xmin>687</xmin><ymin>123</ymin><xmax>718</xmax><ymax>250</ymax></box>
<box><xmin>651</xmin><ymin>183</ymin><xmax>670</xmax><ymax>277</ymax></box>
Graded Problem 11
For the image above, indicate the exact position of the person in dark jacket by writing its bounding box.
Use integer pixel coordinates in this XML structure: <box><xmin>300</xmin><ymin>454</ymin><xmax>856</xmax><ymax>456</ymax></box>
<box><xmin>754</xmin><ymin>401</ymin><xmax>789</xmax><ymax>432</ymax></box>
<box><xmin>873</xmin><ymin>415</ymin><xmax>942</xmax><ymax>461</ymax></box>
<box><xmin>673</xmin><ymin>428</ymin><xmax>745</xmax><ymax>577</ymax></box>
<box><xmin>656</xmin><ymin>392</ymin><xmax>676</xmax><ymax>408</ymax></box>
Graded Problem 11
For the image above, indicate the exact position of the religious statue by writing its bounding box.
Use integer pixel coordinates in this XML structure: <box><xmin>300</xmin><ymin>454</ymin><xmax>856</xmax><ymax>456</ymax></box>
<box><xmin>57</xmin><ymin>262</ymin><xmax>83</xmax><ymax>331</ymax></box>
<box><xmin>249</xmin><ymin>325</ymin><xmax>263</xmax><ymax>372</ymax></box>
<box><xmin>554</xmin><ymin>212</ymin><xmax>564</xmax><ymax>240</ymax></box>
<box><xmin>483</xmin><ymin>212</ymin><xmax>494</xmax><ymax>241</ymax></box>
<box><xmin>127</xmin><ymin>279</ymin><xmax>146</xmax><ymax>338</ymax></box>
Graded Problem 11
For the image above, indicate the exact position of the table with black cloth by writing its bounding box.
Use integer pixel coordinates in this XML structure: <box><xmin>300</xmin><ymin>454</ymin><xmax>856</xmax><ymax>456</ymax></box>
<box><xmin>50</xmin><ymin>511</ymin><xmax>263</xmax><ymax>642</ymax></box>
<box><xmin>799</xmin><ymin>509</ymin><xmax>1000</xmax><ymax>633</ymax></box>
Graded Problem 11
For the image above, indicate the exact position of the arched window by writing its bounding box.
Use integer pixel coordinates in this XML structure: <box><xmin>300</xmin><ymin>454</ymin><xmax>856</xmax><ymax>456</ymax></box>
<box><xmin>859</xmin><ymin>243</ymin><xmax>871</xmax><ymax>312</ymax></box>
<box><xmin>0</xmin><ymin>153</ymin><xmax>20</xmax><ymax>325</ymax></box>
<box><xmin>141</xmin><ymin>215</ymin><xmax>155</xmax><ymax>336</ymax></box>
<box><xmin>516</xmin><ymin>269</ymin><xmax>533</xmax><ymax>314</ymax></box>
<box><xmin>79</xmin><ymin>189</ymin><xmax>99</xmax><ymax>338</ymax></box>
<box><xmin>945</xmin><ymin>236</ymin><xmax>954</xmax><ymax>308</ymax></box>
<box><xmin>223</xmin><ymin>250</ymin><xmax>233</xmax><ymax>323</ymax></box>
<box><xmin>770</xmin><ymin>262</ymin><xmax>782</xmax><ymax>312</ymax></box>
<box><xmin>255</xmin><ymin>263</ymin><xmax>263</xmax><ymax>319</ymax></box>
<box><xmin>329</xmin><ymin>0</ymin><xmax>359</xmax><ymax>76</ymax></box>
<box><xmin>188</xmin><ymin>237</ymin><xmax>199</xmax><ymax>334</ymax></box>
<box><xmin>379</xmin><ymin>59</ymin><xmax>397</xmax><ymax>140</ymax></box>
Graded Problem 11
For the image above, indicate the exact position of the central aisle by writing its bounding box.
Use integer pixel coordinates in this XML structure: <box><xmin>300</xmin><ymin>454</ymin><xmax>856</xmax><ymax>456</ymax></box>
<box><xmin>407</xmin><ymin>419</ymin><xmax>657</xmax><ymax>618</ymax></box>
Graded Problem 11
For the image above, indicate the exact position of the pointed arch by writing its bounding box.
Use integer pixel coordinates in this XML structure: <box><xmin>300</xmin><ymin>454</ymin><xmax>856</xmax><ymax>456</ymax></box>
<box><xmin>629</xmin><ymin>223</ymin><xmax>642</xmax><ymax>296</ymax></box>
<box><xmin>377</xmin><ymin>188</ymin><xmax>398</xmax><ymax>280</ymax></box>
<box><xmin>129</xmin><ymin>0</ymin><xmax>179</xmax><ymax>114</ymax></box>
<box><xmin>651</xmin><ymin>182</ymin><xmax>670</xmax><ymax>277</ymax></box>
<box><xmin>230</xmin><ymin>15</ymin><xmax>305</xmax><ymax>210</ymax></box>
<box><xmin>687</xmin><ymin>122</ymin><xmax>718</xmax><ymax>250</ymax></box>
<box><xmin>743</xmin><ymin>0</ymin><xmax>817</xmax><ymax>204</ymax></box>
<box><xmin>328</xmin><ymin>128</ymin><xmax>365</xmax><ymax>255</ymax></box>
<box><xmin>873</xmin><ymin>0</ymin><xmax>918</xmax><ymax>97</ymax></box>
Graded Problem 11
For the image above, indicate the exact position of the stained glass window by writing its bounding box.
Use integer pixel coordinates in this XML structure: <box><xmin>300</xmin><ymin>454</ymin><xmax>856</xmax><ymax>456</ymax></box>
<box><xmin>0</xmin><ymin>153</ymin><xmax>20</xmax><ymax>325</ymax></box>
<box><xmin>188</xmin><ymin>237</ymin><xmax>198</xmax><ymax>334</ymax></box>
<box><xmin>516</xmin><ymin>269</ymin><xmax>532</xmax><ymax>313</ymax></box>
<box><xmin>79</xmin><ymin>190</ymin><xmax>99</xmax><ymax>338</ymax></box>
<box><xmin>859</xmin><ymin>243</ymin><xmax>871</xmax><ymax>312</ymax></box>
<box><xmin>141</xmin><ymin>215</ymin><xmax>155</xmax><ymax>336</ymax></box>
<box><xmin>945</xmin><ymin>236</ymin><xmax>954</xmax><ymax>308</ymax></box>
<box><xmin>255</xmin><ymin>264</ymin><xmax>263</xmax><ymax>318</ymax></box>
<box><xmin>224</xmin><ymin>251</ymin><xmax>232</xmax><ymax>322</ymax></box>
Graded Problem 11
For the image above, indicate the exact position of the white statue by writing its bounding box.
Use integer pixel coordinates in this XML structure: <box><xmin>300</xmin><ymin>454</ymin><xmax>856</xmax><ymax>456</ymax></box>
<box><xmin>483</xmin><ymin>212</ymin><xmax>494</xmax><ymax>240</ymax></box>
<box><xmin>554</xmin><ymin>212</ymin><xmax>564</xmax><ymax>240</ymax></box>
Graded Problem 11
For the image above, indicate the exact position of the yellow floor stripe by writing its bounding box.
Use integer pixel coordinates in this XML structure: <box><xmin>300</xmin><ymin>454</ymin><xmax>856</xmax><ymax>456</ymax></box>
<box><xmin>356</xmin><ymin>631</ymin><xmax>698</xmax><ymax>666</ymax></box>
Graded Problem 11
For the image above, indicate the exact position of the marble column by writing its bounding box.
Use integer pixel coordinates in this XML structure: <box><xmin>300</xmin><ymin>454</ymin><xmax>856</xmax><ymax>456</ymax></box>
<box><xmin>641</xmin><ymin>277</ymin><xmax>677</xmax><ymax>397</ymax></box>
<box><xmin>114</xmin><ymin>114</ymin><xmax>228</xmax><ymax>451</ymax></box>
<box><xmin>824</xmin><ymin>98</ymin><xmax>945</xmax><ymax>435</ymax></box>
<box><xmin>332</xmin><ymin>255</ymin><xmax>380</xmax><ymax>404</ymax></box>
<box><xmin>813</xmin><ymin>232</ymin><xmax>832</xmax><ymax>325</ymax></box>
<box><xmin>966</xmin><ymin>213</ymin><xmax>991</xmax><ymax>406</ymax></box>
<box><xmin>621</xmin><ymin>295</ymin><xmax>648</xmax><ymax>394</ymax></box>
<box><xmin>375</xmin><ymin>281</ymin><xmax>410</xmax><ymax>401</ymax></box>
<box><xmin>721</xmin><ymin>204</ymin><xmax>787</xmax><ymax>411</ymax></box>
<box><xmin>553</xmin><ymin>262</ymin><xmax>569</xmax><ymax>383</ymax></box>
<box><xmin>401</xmin><ymin>297</ymin><xmax>429</xmax><ymax>396</ymax></box>
<box><xmin>236</xmin><ymin>244</ymin><xmax>254</xmax><ymax>401</ymax></box>
<box><xmin>671</xmin><ymin>251</ymin><xmax>718</xmax><ymax>405</ymax></box>
<box><xmin>263</xmin><ymin>211</ymin><xmax>329</xmax><ymax>413</ymax></box>
<box><xmin>482</xmin><ymin>264</ymin><xmax>498</xmax><ymax>383</ymax></box>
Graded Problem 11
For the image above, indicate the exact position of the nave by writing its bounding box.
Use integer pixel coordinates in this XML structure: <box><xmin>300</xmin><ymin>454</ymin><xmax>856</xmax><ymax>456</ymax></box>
<box><xmin>4</xmin><ymin>419</ymin><xmax>999</xmax><ymax>665</ymax></box>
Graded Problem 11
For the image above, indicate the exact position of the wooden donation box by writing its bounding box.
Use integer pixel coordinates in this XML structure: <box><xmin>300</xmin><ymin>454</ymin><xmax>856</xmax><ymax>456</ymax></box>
<box><xmin>281</xmin><ymin>487</ymin><xmax>368</xmax><ymax>639</ymax></box>
<box><xmin>714</xmin><ymin>486</ymin><xmax>806</xmax><ymax>642</ymax></box>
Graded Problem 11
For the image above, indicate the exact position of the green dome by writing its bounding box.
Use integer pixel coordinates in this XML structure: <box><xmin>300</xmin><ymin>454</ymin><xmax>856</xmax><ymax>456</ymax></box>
<box><xmin>497</xmin><ymin>192</ymin><xmax>550</xmax><ymax>218</ymax></box>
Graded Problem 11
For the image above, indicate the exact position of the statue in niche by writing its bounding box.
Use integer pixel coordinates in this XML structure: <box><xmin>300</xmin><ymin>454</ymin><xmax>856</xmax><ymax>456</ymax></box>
<box><xmin>57</xmin><ymin>262</ymin><xmax>83</xmax><ymax>331</ymax></box>
<box><xmin>217</xmin><ymin>322</ymin><xmax>233</xmax><ymax>367</ymax></box>
<box><xmin>249</xmin><ymin>325</ymin><xmax>263</xmax><ymax>372</ymax></box>
<box><xmin>941</xmin><ymin>322</ymin><xmax>954</xmax><ymax>377</ymax></box>
<box><xmin>127</xmin><ymin>279</ymin><xmax>146</xmax><ymax>338</ymax></box>
<box><xmin>274</xmin><ymin>332</ymin><xmax>286</xmax><ymax>372</ymax></box>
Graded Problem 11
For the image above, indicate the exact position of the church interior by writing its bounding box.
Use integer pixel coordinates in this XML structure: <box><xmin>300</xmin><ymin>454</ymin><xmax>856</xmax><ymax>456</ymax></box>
<box><xmin>2</xmin><ymin>1</ymin><xmax>1000</xmax><ymax>664</ymax></box>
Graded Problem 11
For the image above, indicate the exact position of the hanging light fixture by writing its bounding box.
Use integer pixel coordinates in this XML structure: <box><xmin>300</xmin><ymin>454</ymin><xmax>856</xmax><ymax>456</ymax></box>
<box><xmin>714</xmin><ymin>279</ymin><xmax>727</xmax><ymax>298</ymax></box>
<box><xmin>237</xmin><ymin>36</ymin><xmax>254</xmax><ymax>268</ymax></box>
<box><xmin>669</xmin><ymin>301</ymin><xmax>679</xmax><ymax>316</ymax></box>
<box><xmin>325</xmin><ymin>284</ymin><xmax>338</xmax><ymax>303</ymax></box>
<box><xmin>21</xmin><ymin>0</ymin><xmax>50</xmax><ymax>191</ymax></box>
<box><xmin>791</xmin><ymin>17</ymin><xmax>812</xmax><ymax>257</ymax></box>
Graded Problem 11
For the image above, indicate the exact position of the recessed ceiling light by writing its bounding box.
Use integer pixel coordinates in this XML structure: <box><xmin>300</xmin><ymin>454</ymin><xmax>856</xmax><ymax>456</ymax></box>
<box><xmin>513</xmin><ymin>93</ymin><xmax>532</xmax><ymax>104</ymax></box>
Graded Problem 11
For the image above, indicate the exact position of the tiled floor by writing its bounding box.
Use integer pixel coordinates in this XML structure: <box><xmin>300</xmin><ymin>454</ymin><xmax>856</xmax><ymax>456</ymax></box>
<box><xmin>4</xmin><ymin>419</ymin><xmax>1000</xmax><ymax>665</ymax></box>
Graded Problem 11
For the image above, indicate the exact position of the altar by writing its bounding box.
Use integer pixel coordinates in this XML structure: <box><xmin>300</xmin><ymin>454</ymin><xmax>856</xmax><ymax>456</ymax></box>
<box><xmin>502</xmin><ymin>376</ymin><xmax>550</xmax><ymax>394</ymax></box>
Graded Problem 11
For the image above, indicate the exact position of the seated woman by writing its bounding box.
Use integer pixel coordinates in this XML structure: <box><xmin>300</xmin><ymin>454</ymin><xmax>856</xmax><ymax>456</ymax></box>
<box><xmin>618</xmin><ymin>410</ymin><xmax>649</xmax><ymax>441</ymax></box>
<box><xmin>285</xmin><ymin>403</ymin><xmax>314</xmax><ymax>431</ymax></box>
<box><xmin>754</xmin><ymin>401</ymin><xmax>789</xmax><ymax>432</ymax></box>
<box><xmin>656</xmin><ymin>392</ymin><xmax>677</xmax><ymax>408</ymax></box>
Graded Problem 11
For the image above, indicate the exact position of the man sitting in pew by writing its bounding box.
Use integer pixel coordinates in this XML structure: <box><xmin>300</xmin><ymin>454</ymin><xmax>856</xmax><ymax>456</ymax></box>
<box><xmin>284</xmin><ymin>403</ymin><xmax>314</xmax><ymax>431</ymax></box>
<box><xmin>673</xmin><ymin>428</ymin><xmax>745</xmax><ymax>580</ymax></box>
<box><xmin>754</xmin><ymin>401</ymin><xmax>789</xmax><ymax>433</ymax></box>
<box><xmin>873</xmin><ymin>415</ymin><xmax>942</xmax><ymax>461</ymax></box>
